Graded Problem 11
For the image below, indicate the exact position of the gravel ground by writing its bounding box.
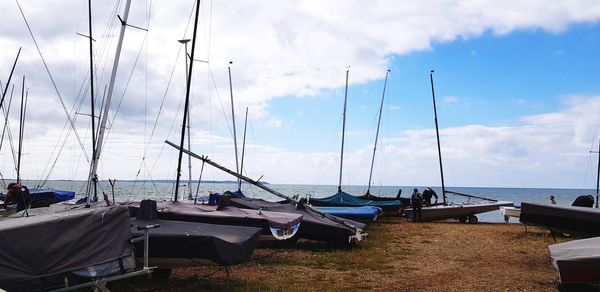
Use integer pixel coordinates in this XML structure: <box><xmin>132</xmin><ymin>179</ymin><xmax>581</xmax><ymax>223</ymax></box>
<box><xmin>110</xmin><ymin>217</ymin><xmax>572</xmax><ymax>291</ymax></box>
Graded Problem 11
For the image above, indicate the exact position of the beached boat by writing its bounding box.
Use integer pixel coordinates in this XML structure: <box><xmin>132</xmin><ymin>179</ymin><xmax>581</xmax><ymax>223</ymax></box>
<box><xmin>229</xmin><ymin>196</ymin><xmax>366</xmax><ymax>244</ymax></box>
<box><xmin>519</xmin><ymin>202</ymin><xmax>600</xmax><ymax>236</ymax></box>
<box><xmin>0</xmin><ymin>204</ymin><xmax>141</xmax><ymax>291</ymax></box>
<box><xmin>308</xmin><ymin>70</ymin><xmax>401</xmax><ymax>213</ymax></box>
<box><xmin>130</xmin><ymin>200</ymin><xmax>262</xmax><ymax>267</ymax></box>
<box><xmin>549</xmin><ymin>236</ymin><xmax>600</xmax><ymax>284</ymax></box>
<box><xmin>405</xmin><ymin>199</ymin><xmax>513</xmax><ymax>223</ymax></box>
<box><xmin>500</xmin><ymin>205</ymin><xmax>521</xmax><ymax>222</ymax></box>
<box><xmin>403</xmin><ymin>71</ymin><xmax>512</xmax><ymax>223</ymax></box>
<box><xmin>126</xmin><ymin>200</ymin><xmax>302</xmax><ymax>240</ymax></box>
<box><xmin>314</xmin><ymin>206</ymin><xmax>382</xmax><ymax>222</ymax></box>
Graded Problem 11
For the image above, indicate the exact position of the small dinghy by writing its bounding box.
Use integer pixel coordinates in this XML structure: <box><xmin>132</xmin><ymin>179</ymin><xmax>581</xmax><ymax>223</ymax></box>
<box><xmin>314</xmin><ymin>206</ymin><xmax>382</xmax><ymax>222</ymax></box>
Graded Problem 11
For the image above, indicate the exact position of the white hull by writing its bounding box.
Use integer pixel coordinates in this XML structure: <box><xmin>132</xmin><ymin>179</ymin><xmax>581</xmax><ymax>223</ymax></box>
<box><xmin>404</xmin><ymin>201</ymin><xmax>513</xmax><ymax>222</ymax></box>
<box><xmin>500</xmin><ymin>206</ymin><xmax>521</xmax><ymax>218</ymax></box>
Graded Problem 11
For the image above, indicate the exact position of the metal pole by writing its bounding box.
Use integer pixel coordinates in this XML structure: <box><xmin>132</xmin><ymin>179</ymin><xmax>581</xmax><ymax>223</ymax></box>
<box><xmin>238</xmin><ymin>107</ymin><xmax>248</xmax><ymax>191</ymax></box>
<box><xmin>228</xmin><ymin>63</ymin><xmax>241</xmax><ymax>189</ymax></box>
<box><xmin>85</xmin><ymin>0</ymin><xmax>98</xmax><ymax>205</ymax></box>
<box><xmin>596</xmin><ymin>138</ymin><xmax>600</xmax><ymax>208</ymax></box>
<box><xmin>178</xmin><ymin>39</ymin><xmax>192</xmax><ymax>199</ymax></box>
<box><xmin>430</xmin><ymin>70</ymin><xmax>447</xmax><ymax>205</ymax></box>
<box><xmin>90</xmin><ymin>0</ymin><xmax>133</xmax><ymax>204</ymax></box>
<box><xmin>338</xmin><ymin>69</ymin><xmax>349</xmax><ymax>193</ymax></box>
<box><xmin>16</xmin><ymin>76</ymin><xmax>25</xmax><ymax>183</ymax></box>
<box><xmin>366</xmin><ymin>69</ymin><xmax>390</xmax><ymax>195</ymax></box>
<box><xmin>174</xmin><ymin>0</ymin><xmax>201</xmax><ymax>202</ymax></box>
<box><xmin>0</xmin><ymin>48</ymin><xmax>21</xmax><ymax>110</ymax></box>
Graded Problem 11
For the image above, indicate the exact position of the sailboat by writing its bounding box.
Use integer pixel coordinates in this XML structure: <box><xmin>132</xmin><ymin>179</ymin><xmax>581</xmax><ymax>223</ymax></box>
<box><xmin>519</xmin><ymin>138</ymin><xmax>600</xmax><ymax>234</ymax></box>
<box><xmin>403</xmin><ymin>70</ymin><xmax>512</xmax><ymax>223</ymax></box>
<box><xmin>308</xmin><ymin>69</ymin><xmax>402</xmax><ymax>214</ymax></box>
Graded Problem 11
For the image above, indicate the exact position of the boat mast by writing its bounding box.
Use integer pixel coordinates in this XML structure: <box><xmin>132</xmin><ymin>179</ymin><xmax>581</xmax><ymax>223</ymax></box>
<box><xmin>174</xmin><ymin>0</ymin><xmax>201</xmax><ymax>202</ymax></box>
<box><xmin>429</xmin><ymin>70</ymin><xmax>447</xmax><ymax>205</ymax></box>
<box><xmin>16</xmin><ymin>76</ymin><xmax>26</xmax><ymax>183</ymax></box>
<box><xmin>0</xmin><ymin>48</ymin><xmax>21</xmax><ymax>110</ymax></box>
<box><xmin>228</xmin><ymin>63</ymin><xmax>241</xmax><ymax>189</ymax></box>
<box><xmin>366</xmin><ymin>69</ymin><xmax>390</xmax><ymax>195</ymax></box>
<box><xmin>596</xmin><ymin>138</ymin><xmax>600</xmax><ymax>208</ymax></box>
<box><xmin>88</xmin><ymin>0</ymin><xmax>133</xmax><ymax>205</ymax></box>
<box><xmin>338</xmin><ymin>69</ymin><xmax>349</xmax><ymax>193</ymax></box>
<box><xmin>238</xmin><ymin>107</ymin><xmax>248</xmax><ymax>191</ymax></box>
<box><xmin>178</xmin><ymin>38</ymin><xmax>192</xmax><ymax>198</ymax></box>
<box><xmin>84</xmin><ymin>0</ymin><xmax>99</xmax><ymax>205</ymax></box>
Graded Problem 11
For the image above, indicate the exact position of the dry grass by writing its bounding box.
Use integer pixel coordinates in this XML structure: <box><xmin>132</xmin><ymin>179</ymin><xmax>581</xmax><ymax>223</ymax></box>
<box><xmin>109</xmin><ymin>217</ymin><xmax>569</xmax><ymax>291</ymax></box>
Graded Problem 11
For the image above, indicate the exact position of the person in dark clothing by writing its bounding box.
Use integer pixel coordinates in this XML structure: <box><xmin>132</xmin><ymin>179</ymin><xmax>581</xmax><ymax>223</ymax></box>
<box><xmin>411</xmin><ymin>188</ymin><xmax>423</xmax><ymax>222</ymax></box>
<box><xmin>422</xmin><ymin>187</ymin><xmax>438</xmax><ymax>206</ymax></box>
<box><xmin>3</xmin><ymin>183</ymin><xmax>30</xmax><ymax>212</ymax></box>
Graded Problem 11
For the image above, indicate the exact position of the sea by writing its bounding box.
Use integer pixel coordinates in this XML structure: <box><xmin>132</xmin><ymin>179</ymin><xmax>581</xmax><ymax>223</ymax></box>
<box><xmin>20</xmin><ymin>180</ymin><xmax>597</xmax><ymax>223</ymax></box>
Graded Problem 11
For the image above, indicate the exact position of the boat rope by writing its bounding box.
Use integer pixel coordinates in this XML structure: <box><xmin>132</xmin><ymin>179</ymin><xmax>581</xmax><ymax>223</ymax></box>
<box><xmin>16</xmin><ymin>0</ymin><xmax>90</xmax><ymax>163</ymax></box>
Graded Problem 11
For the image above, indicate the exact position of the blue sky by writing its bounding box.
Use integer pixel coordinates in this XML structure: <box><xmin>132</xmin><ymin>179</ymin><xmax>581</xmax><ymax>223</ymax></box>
<box><xmin>2</xmin><ymin>1</ymin><xmax>600</xmax><ymax>189</ymax></box>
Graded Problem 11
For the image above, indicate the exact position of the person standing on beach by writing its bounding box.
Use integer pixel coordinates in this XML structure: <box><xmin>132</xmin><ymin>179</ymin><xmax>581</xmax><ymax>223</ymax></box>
<box><xmin>411</xmin><ymin>188</ymin><xmax>423</xmax><ymax>222</ymax></box>
<box><xmin>549</xmin><ymin>195</ymin><xmax>556</xmax><ymax>204</ymax></box>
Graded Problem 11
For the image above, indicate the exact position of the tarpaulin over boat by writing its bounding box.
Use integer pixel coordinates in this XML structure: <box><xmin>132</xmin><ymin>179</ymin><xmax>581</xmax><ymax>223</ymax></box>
<box><xmin>309</xmin><ymin>191</ymin><xmax>402</xmax><ymax>213</ymax></box>
<box><xmin>229</xmin><ymin>197</ymin><xmax>366</xmax><ymax>245</ymax></box>
<box><xmin>126</xmin><ymin>201</ymin><xmax>302</xmax><ymax>231</ymax></box>
<box><xmin>315</xmin><ymin>206</ymin><xmax>382</xmax><ymax>222</ymax></box>
<box><xmin>549</xmin><ymin>236</ymin><xmax>600</xmax><ymax>284</ymax></box>
<box><xmin>0</xmin><ymin>204</ymin><xmax>132</xmax><ymax>288</ymax></box>
<box><xmin>520</xmin><ymin>202</ymin><xmax>600</xmax><ymax>236</ymax></box>
<box><xmin>29</xmin><ymin>188</ymin><xmax>76</xmax><ymax>207</ymax></box>
<box><xmin>131</xmin><ymin>218</ymin><xmax>261</xmax><ymax>266</ymax></box>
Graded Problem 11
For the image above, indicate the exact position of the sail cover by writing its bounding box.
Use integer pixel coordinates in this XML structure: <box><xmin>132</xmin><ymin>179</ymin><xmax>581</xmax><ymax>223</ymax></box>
<box><xmin>0</xmin><ymin>204</ymin><xmax>132</xmax><ymax>287</ymax></box>
<box><xmin>549</xmin><ymin>236</ymin><xmax>600</xmax><ymax>284</ymax></box>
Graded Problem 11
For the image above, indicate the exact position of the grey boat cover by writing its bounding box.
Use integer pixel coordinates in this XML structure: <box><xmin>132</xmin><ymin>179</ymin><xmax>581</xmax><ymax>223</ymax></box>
<box><xmin>229</xmin><ymin>197</ymin><xmax>366</xmax><ymax>245</ymax></box>
<box><xmin>131</xmin><ymin>218</ymin><xmax>261</xmax><ymax>266</ymax></box>
<box><xmin>126</xmin><ymin>201</ymin><xmax>302</xmax><ymax>230</ymax></box>
<box><xmin>0</xmin><ymin>204</ymin><xmax>132</xmax><ymax>287</ymax></box>
<box><xmin>549</xmin><ymin>236</ymin><xmax>600</xmax><ymax>283</ymax></box>
<box><xmin>520</xmin><ymin>202</ymin><xmax>600</xmax><ymax>236</ymax></box>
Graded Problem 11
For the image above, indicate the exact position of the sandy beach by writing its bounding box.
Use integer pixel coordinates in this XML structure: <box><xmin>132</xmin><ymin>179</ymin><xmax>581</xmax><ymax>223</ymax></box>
<box><xmin>109</xmin><ymin>217</ymin><xmax>568</xmax><ymax>291</ymax></box>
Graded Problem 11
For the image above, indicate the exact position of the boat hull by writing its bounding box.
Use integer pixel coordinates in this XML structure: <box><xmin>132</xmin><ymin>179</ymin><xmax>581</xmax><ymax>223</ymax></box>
<box><xmin>404</xmin><ymin>201</ymin><xmax>513</xmax><ymax>222</ymax></box>
<box><xmin>549</xmin><ymin>236</ymin><xmax>600</xmax><ymax>284</ymax></box>
<box><xmin>314</xmin><ymin>206</ymin><xmax>382</xmax><ymax>222</ymax></box>
<box><xmin>520</xmin><ymin>202</ymin><xmax>600</xmax><ymax>236</ymax></box>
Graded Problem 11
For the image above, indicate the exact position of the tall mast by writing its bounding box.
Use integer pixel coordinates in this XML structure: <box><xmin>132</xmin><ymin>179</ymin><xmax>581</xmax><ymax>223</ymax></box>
<box><xmin>366</xmin><ymin>69</ymin><xmax>390</xmax><ymax>195</ymax></box>
<box><xmin>338</xmin><ymin>69</ymin><xmax>349</xmax><ymax>193</ymax></box>
<box><xmin>174</xmin><ymin>0</ymin><xmax>201</xmax><ymax>202</ymax></box>
<box><xmin>178</xmin><ymin>38</ymin><xmax>192</xmax><ymax>198</ymax></box>
<box><xmin>429</xmin><ymin>70</ymin><xmax>447</xmax><ymax>205</ymax></box>
<box><xmin>238</xmin><ymin>107</ymin><xmax>248</xmax><ymax>191</ymax></box>
<box><xmin>85</xmin><ymin>0</ymin><xmax>98</xmax><ymax>205</ymax></box>
<box><xmin>16</xmin><ymin>76</ymin><xmax>25</xmax><ymax>183</ymax></box>
<box><xmin>88</xmin><ymin>0</ymin><xmax>133</xmax><ymax>204</ymax></box>
<box><xmin>228</xmin><ymin>63</ymin><xmax>241</xmax><ymax>189</ymax></box>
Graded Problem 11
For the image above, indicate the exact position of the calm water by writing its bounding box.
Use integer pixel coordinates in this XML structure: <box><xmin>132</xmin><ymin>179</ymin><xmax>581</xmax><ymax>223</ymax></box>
<box><xmin>21</xmin><ymin>180</ymin><xmax>597</xmax><ymax>223</ymax></box>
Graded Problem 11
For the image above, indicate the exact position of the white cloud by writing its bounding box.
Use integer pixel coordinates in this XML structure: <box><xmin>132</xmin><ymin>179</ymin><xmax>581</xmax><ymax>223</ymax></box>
<box><xmin>2</xmin><ymin>0</ymin><xmax>600</xmax><ymax>188</ymax></box>
<box><xmin>443</xmin><ymin>96</ymin><xmax>460</xmax><ymax>103</ymax></box>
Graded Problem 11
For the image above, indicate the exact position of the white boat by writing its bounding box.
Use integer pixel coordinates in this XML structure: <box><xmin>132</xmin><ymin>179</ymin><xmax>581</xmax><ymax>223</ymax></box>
<box><xmin>405</xmin><ymin>200</ymin><xmax>513</xmax><ymax>223</ymax></box>
<box><xmin>404</xmin><ymin>72</ymin><xmax>513</xmax><ymax>223</ymax></box>
<box><xmin>500</xmin><ymin>206</ymin><xmax>521</xmax><ymax>222</ymax></box>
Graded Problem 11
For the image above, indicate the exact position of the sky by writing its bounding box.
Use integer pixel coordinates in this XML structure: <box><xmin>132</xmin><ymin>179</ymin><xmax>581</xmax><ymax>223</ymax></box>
<box><xmin>1</xmin><ymin>0</ymin><xmax>600</xmax><ymax>189</ymax></box>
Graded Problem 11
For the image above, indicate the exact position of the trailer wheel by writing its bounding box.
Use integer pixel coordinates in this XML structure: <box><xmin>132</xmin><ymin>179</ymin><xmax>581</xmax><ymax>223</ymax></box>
<box><xmin>458</xmin><ymin>216</ymin><xmax>467</xmax><ymax>223</ymax></box>
<box><xmin>468</xmin><ymin>215</ymin><xmax>478</xmax><ymax>224</ymax></box>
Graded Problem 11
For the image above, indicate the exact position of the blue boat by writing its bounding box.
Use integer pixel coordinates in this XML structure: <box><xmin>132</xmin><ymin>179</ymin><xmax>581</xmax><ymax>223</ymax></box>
<box><xmin>309</xmin><ymin>191</ymin><xmax>402</xmax><ymax>213</ymax></box>
<box><xmin>28</xmin><ymin>189</ymin><xmax>75</xmax><ymax>208</ymax></box>
<box><xmin>314</xmin><ymin>206</ymin><xmax>383</xmax><ymax>222</ymax></box>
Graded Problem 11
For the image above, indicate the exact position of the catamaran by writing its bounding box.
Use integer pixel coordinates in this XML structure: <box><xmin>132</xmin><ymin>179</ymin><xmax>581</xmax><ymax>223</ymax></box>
<box><xmin>403</xmin><ymin>70</ymin><xmax>512</xmax><ymax>223</ymax></box>
<box><xmin>308</xmin><ymin>69</ymin><xmax>402</xmax><ymax>214</ymax></box>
